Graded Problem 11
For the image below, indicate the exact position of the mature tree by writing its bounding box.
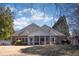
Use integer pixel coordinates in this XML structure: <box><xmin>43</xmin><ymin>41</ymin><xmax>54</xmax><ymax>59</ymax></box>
<box><xmin>0</xmin><ymin>7</ymin><xmax>14</xmax><ymax>40</ymax></box>
<box><xmin>0</xmin><ymin>7</ymin><xmax>6</xmax><ymax>39</ymax></box>
<box><xmin>53</xmin><ymin>16</ymin><xmax>70</xmax><ymax>36</ymax></box>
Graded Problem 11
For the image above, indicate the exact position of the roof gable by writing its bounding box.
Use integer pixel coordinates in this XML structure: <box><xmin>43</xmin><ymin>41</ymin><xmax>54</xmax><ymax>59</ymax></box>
<box><xmin>41</xmin><ymin>25</ymin><xmax>65</xmax><ymax>36</ymax></box>
<box><xmin>12</xmin><ymin>23</ymin><xmax>42</xmax><ymax>36</ymax></box>
<box><xmin>41</xmin><ymin>25</ymin><xmax>51</xmax><ymax>32</ymax></box>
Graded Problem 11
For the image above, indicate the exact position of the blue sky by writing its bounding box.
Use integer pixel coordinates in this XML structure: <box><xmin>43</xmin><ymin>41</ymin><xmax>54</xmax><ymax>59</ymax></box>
<box><xmin>0</xmin><ymin>3</ymin><xmax>60</xmax><ymax>31</ymax></box>
<box><xmin>0</xmin><ymin>3</ymin><xmax>77</xmax><ymax>31</ymax></box>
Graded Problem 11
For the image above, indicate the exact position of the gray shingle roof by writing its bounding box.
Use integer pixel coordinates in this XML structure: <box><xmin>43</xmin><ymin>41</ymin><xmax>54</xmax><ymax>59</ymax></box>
<box><xmin>41</xmin><ymin>25</ymin><xmax>65</xmax><ymax>36</ymax></box>
<box><xmin>12</xmin><ymin>23</ymin><xmax>65</xmax><ymax>36</ymax></box>
<box><xmin>12</xmin><ymin>23</ymin><xmax>42</xmax><ymax>36</ymax></box>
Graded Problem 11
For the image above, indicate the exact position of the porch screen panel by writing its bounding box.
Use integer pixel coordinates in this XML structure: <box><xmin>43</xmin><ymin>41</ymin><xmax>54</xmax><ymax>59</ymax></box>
<box><xmin>35</xmin><ymin>36</ymin><xmax>39</xmax><ymax>45</ymax></box>
<box><xmin>40</xmin><ymin>36</ymin><xmax>44</xmax><ymax>45</ymax></box>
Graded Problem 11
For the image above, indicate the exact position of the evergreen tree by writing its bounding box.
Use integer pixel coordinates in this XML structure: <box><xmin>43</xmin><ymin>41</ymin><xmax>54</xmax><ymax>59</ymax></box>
<box><xmin>53</xmin><ymin>16</ymin><xmax>70</xmax><ymax>36</ymax></box>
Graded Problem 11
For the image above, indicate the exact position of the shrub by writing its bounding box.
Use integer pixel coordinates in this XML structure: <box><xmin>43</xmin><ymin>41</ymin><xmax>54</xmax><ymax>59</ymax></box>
<box><xmin>13</xmin><ymin>40</ymin><xmax>23</xmax><ymax>45</ymax></box>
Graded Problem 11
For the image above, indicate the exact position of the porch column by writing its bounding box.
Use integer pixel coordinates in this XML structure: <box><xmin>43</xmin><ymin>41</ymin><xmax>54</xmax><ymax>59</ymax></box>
<box><xmin>33</xmin><ymin>36</ymin><xmax>35</xmax><ymax>45</ymax></box>
<box><xmin>28</xmin><ymin>37</ymin><xmax>30</xmax><ymax>45</ymax></box>
<box><xmin>39</xmin><ymin>36</ymin><xmax>40</xmax><ymax>45</ymax></box>
<box><xmin>44</xmin><ymin>36</ymin><xmax>46</xmax><ymax>45</ymax></box>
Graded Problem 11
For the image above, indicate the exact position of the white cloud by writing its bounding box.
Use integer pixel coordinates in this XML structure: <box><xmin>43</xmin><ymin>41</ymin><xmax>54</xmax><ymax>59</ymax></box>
<box><xmin>14</xmin><ymin>17</ymin><xmax>30</xmax><ymax>30</ymax></box>
<box><xmin>14</xmin><ymin>8</ymin><xmax>54</xmax><ymax>30</ymax></box>
<box><xmin>18</xmin><ymin>8</ymin><xmax>53</xmax><ymax>22</ymax></box>
<box><xmin>18</xmin><ymin>8</ymin><xmax>31</xmax><ymax>16</ymax></box>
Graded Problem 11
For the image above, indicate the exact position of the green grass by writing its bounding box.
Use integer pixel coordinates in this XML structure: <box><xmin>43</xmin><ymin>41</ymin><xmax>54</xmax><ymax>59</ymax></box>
<box><xmin>20</xmin><ymin>45</ymin><xmax>79</xmax><ymax>56</ymax></box>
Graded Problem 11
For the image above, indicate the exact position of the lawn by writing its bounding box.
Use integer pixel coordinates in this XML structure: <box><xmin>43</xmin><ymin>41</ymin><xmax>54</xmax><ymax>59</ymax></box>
<box><xmin>20</xmin><ymin>45</ymin><xmax>79</xmax><ymax>56</ymax></box>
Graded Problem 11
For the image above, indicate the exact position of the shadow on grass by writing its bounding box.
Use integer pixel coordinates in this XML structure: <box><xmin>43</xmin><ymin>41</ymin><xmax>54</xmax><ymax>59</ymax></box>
<box><xmin>20</xmin><ymin>45</ymin><xmax>79</xmax><ymax>56</ymax></box>
<box><xmin>20</xmin><ymin>45</ymin><xmax>67</xmax><ymax>56</ymax></box>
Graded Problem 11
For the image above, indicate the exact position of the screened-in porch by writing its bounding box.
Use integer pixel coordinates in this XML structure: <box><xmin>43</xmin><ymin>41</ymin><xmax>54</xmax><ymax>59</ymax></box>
<box><xmin>12</xmin><ymin>36</ymin><xmax>56</xmax><ymax>45</ymax></box>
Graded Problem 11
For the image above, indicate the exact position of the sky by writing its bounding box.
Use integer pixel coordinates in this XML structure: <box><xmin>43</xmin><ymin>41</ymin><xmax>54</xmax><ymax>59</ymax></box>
<box><xmin>0</xmin><ymin>3</ymin><xmax>60</xmax><ymax>31</ymax></box>
<box><xmin>0</xmin><ymin>3</ymin><xmax>77</xmax><ymax>31</ymax></box>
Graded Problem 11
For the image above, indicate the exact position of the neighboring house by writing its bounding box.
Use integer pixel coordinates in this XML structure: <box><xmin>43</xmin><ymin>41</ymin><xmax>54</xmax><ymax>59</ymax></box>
<box><xmin>11</xmin><ymin>23</ymin><xmax>65</xmax><ymax>45</ymax></box>
<box><xmin>70</xmin><ymin>36</ymin><xmax>79</xmax><ymax>45</ymax></box>
<box><xmin>70</xmin><ymin>30</ymin><xmax>79</xmax><ymax>45</ymax></box>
